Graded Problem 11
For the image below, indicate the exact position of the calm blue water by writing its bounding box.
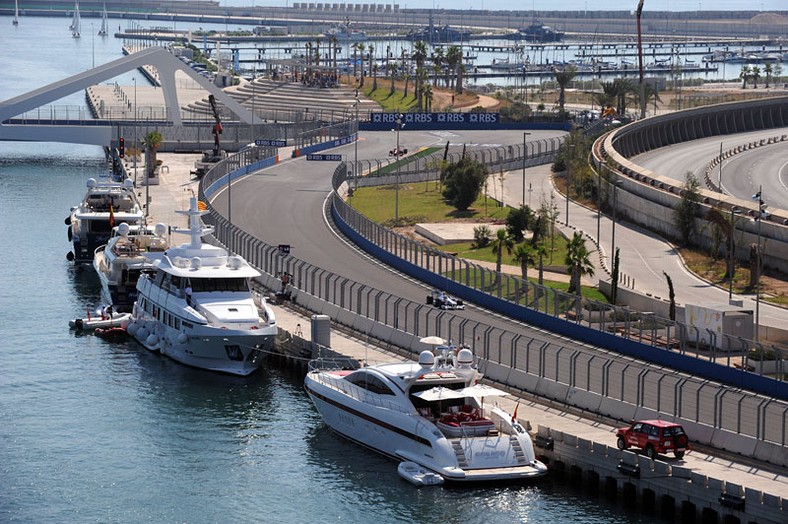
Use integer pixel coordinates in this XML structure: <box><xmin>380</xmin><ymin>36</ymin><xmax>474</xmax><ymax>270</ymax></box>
<box><xmin>0</xmin><ymin>16</ymin><xmax>661</xmax><ymax>523</ymax></box>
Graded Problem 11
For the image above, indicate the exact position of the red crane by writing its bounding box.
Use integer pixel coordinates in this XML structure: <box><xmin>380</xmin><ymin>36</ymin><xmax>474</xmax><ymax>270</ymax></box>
<box><xmin>208</xmin><ymin>94</ymin><xmax>223</xmax><ymax>158</ymax></box>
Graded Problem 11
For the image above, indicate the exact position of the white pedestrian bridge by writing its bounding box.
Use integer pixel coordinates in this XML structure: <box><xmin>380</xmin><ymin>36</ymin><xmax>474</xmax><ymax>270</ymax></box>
<box><xmin>0</xmin><ymin>47</ymin><xmax>254</xmax><ymax>147</ymax></box>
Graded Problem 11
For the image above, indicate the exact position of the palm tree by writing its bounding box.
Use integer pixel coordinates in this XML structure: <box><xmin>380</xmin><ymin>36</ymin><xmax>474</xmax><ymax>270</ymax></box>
<box><xmin>739</xmin><ymin>65</ymin><xmax>751</xmax><ymax>89</ymax></box>
<box><xmin>751</xmin><ymin>65</ymin><xmax>761</xmax><ymax>88</ymax></box>
<box><xmin>423</xmin><ymin>83</ymin><xmax>433</xmax><ymax>112</ymax></box>
<box><xmin>610</xmin><ymin>78</ymin><xmax>634</xmax><ymax>117</ymax></box>
<box><xmin>513</xmin><ymin>243</ymin><xmax>536</xmax><ymax>303</ymax></box>
<box><xmin>763</xmin><ymin>62</ymin><xmax>773</xmax><ymax>88</ymax></box>
<box><xmin>534</xmin><ymin>243</ymin><xmax>547</xmax><ymax>286</ymax></box>
<box><xmin>367</xmin><ymin>44</ymin><xmax>375</xmax><ymax>89</ymax></box>
<box><xmin>353</xmin><ymin>42</ymin><xmax>366</xmax><ymax>87</ymax></box>
<box><xmin>329</xmin><ymin>35</ymin><xmax>338</xmax><ymax>78</ymax></box>
<box><xmin>446</xmin><ymin>45</ymin><xmax>465</xmax><ymax>94</ymax></box>
<box><xmin>444</xmin><ymin>45</ymin><xmax>461</xmax><ymax>90</ymax></box>
<box><xmin>372</xmin><ymin>62</ymin><xmax>378</xmax><ymax>91</ymax></box>
<box><xmin>639</xmin><ymin>82</ymin><xmax>662</xmax><ymax>115</ymax></box>
<box><xmin>513</xmin><ymin>243</ymin><xmax>537</xmax><ymax>283</ymax></box>
<box><xmin>412</xmin><ymin>40</ymin><xmax>428</xmax><ymax>102</ymax></box>
<box><xmin>595</xmin><ymin>84</ymin><xmax>617</xmax><ymax>115</ymax></box>
<box><xmin>491</xmin><ymin>228</ymin><xmax>515</xmax><ymax>283</ymax></box>
<box><xmin>553</xmin><ymin>65</ymin><xmax>577</xmax><ymax>116</ymax></box>
<box><xmin>305</xmin><ymin>42</ymin><xmax>313</xmax><ymax>73</ymax></box>
<box><xmin>416</xmin><ymin>68</ymin><xmax>428</xmax><ymax>111</ymax></box>
<box><xmin>431</xmin><ymin>47</ymin><xmax>444</xmax><ymax>86</ymax></box>
<box><xmin>142</xmin><ymin>130</ymin><xmax>163</xmax><ymax>181</ymax></box>
<box><xmin>388</xmin><ymin>61</ymin><xmax>397</xmax><ymax>95</ymax></box>
<box><xmin>400</xmin><ymin>47</ymin><xmax>409</xmax><ymax>97</ymax></box>
<box><xmin>565</xmin><ymin>231</ymin><xmax>595</xmax><ymax>296</ymax></box>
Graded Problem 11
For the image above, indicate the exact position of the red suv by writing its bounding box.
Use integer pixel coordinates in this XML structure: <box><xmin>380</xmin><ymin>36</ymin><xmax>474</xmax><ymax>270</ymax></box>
<box><xmin>616</xmin><ymin>420</ymin><xmax>689</xmax><ymax>459</ymax></box>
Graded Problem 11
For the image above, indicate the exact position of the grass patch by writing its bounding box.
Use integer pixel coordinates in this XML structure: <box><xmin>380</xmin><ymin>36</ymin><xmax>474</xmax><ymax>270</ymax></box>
<box><xmin>361</xmin><ymin>83</ymin><xmax>418</xmax><ymax>112</ymax></box>
<box><xmin>372</xmin><ymin>147</ymin><xmax>443</xmax><ymax>175</ymax></box>
<box><xmin>442</xmin><ymin>268</ymin><xmax>607</xmax><ymax>306</ymax></box>
<box><xmin>680</xmin><ymin>247</ymin><xmax>788</xmax><ymax>306</ymax></box>
<box><xmin>350</xmin><ymin>183</ymin><xmax>510</xmax><ymax>224</ymax></box>
<box><xmin>438</xmin><ymin>233</ymin><xmax>571</xmax><ymax>267</ymax></box>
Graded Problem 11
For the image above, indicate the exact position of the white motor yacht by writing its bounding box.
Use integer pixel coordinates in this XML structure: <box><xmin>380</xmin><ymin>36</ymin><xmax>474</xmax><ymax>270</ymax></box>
<box><xmin>93</xmin><ymin>222</ymin><xmax>169</xmax><ymax>312</ymax></box>
<box><xmin>126</xmin><ymin>197</ymin><xmax>277</xmax><ymax>376</ymax></box>
<box><xmin>66</xmin><ymin>177</ymin><xmax>144</xmax><ymax>265</ymax></box>
<box><xmin>304</xmin><ymin>343</ymin><xmax>548</xmax><ymax>483</ymax></box>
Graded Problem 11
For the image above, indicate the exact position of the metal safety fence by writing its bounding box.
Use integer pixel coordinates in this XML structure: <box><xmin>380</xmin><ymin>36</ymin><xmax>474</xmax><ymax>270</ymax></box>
<box><xmin>195</xmin><ymin>130</ymin><xmax>788</xmax><ymax>455</ymax></box>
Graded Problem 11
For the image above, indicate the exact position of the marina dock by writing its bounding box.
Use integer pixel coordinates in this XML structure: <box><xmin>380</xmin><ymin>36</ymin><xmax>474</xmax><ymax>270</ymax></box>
<box><xmin>136</xmin><ymin>136</ymin><xmax>787</xmax><ymax>523</ymax></box>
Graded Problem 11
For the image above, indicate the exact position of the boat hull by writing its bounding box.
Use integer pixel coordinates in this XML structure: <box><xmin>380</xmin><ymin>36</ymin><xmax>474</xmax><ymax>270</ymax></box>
<box><xmin>398</xmin><ymin>461</ymin><xmax>444</xmax><ymax>486</ymax></box>
<box><xmin>69</xmin><ymin>312</ymin><xmax>131</xmax><ymax>331</ymax></box>
<box><xmin>128</xmin><ymin>312</ymin><xmax>275</xmax><ymax>375</ymax></box>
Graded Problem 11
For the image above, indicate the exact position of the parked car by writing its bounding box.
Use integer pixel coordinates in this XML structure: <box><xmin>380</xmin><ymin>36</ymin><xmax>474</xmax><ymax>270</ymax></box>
<box><xmin>426</xmin><ymin>289</ymin><xmax>464</xmax><ymax>310</ymax></box>
<box><xmin>616</xmin><ymin>419</ymin><xmax>689</xmax><ymax>459</ymax></box>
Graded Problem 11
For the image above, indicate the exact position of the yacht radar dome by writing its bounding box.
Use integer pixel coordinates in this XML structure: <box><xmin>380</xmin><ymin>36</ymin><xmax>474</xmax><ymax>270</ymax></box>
<box><xmin>418</xmin><ymin>350</ymin><xmax>435</xmax><ymax>367</ymax></box>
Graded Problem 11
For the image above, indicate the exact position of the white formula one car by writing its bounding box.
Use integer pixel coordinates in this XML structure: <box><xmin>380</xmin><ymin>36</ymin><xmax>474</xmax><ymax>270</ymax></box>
<box><xmin>426</xmin><ymin>289</ymin><xmax>464</xmax><ymax>310</ymax></box>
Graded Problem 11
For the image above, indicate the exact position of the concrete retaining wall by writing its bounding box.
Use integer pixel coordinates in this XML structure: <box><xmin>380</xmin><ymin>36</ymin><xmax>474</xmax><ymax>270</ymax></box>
<box><xmin>538</xmin><ymin>424</ymin><xmax>786</xmax><ymax>524</ymax></box>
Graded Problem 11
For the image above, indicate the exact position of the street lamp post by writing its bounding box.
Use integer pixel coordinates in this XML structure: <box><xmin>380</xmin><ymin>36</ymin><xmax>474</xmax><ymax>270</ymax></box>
<box><xmin>133</xmin><ymin>77</ymin><xmax>138</xmax><ymax>189</ymax></box>
<box><xmin>717</xmin><ymin>141</ymin><xmax>723</xmax><ymax>199</ymax></box>
<box><xmin>597</xmin><ymin>160</ymin><xmax>604</xmax><ymax>244</ymax></box>
<box><xmin>521</xmin><ymin>131</ymin><xmax>531</xmax><ymax>208</ymax></box>
<box><xmin>728</xmin><ymin>206</ymin><xmax>738</xmax><ymax>300</ymax></box>
<box><xmin>354</xmin><ymin>89</ymin><xmax>360</xmax><ymax>196</ymax></box>
<box><xmin>612</xmin><ymin>178</ymin><xmax>623</xmax><ymax>258</ymax></box>
<box><xmin>565</xmin><ymin>144</ymin><xmax>574</xmax><ymax>225</ymax></box>
<box><xmin>394</xmin><ymin>113</ymin><xmax>404</xmax><ymax>222</ymax></box>
<box><xmin>752</xmin><ymin>186</ymin><xmax>766</xmax><ymax>342</ymax></box>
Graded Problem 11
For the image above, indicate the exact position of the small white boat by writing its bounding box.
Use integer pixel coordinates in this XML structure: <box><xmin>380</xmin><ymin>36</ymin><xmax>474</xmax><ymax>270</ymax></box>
<box><xmin>69</xmin><ymin>308</ymin><xmax>131</xmax><ymax>331</ymax></box>
<box><xmin>71</xmin><ymin>1</ymin><xmax>81</xmax><ymax>38</ymax></box>
<box><xmin>398</xmin><ymin>461</ymin><xmax>444</xmax><ymax>487</ymax></box>
<box><xmin>98</xmin><ymin>3</ymin><xmax>108</xmax><ymax>36</ymax></box>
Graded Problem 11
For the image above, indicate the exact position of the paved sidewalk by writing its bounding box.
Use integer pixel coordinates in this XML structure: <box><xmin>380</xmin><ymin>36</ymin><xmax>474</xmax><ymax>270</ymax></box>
<box><xmin>494</xmin><ymin>163</ymin><xmax>787</xmax><ymax>335</ymax></box>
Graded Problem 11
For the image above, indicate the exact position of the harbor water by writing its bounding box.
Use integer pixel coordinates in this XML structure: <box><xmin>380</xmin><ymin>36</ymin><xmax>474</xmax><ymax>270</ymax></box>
<box><xmin>0</xmin><ymin>16</ymin><xmax>667</xmax><ymax>523</ymax></box>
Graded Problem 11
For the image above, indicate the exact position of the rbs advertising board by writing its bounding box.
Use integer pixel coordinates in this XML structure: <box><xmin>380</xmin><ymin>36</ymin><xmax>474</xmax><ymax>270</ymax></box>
<box><xmin>367</xmin><ymin>112</ymin><xmax>500</xmax><ymax>131</ymax></box>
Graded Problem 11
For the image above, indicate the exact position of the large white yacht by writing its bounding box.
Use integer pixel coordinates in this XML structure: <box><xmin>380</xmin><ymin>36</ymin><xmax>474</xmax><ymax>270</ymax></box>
<box><xmin>93</xmin><ymin>222</ymin><xmax>169</xmax><ymax>312</ymax></box>
<box><xmin>126</xmin><ymin>197</ymin><xmax>277</xmax><ymax>376</ymax></box>
<box><xmin>66</xmin><ymin>177</ymin><xmax>145</xmax><ymax>265</ymax></box>
<box><xmin>304</xmin><ymin>343</ymin><xmax>548</xmax><ymax>483</ymax></box>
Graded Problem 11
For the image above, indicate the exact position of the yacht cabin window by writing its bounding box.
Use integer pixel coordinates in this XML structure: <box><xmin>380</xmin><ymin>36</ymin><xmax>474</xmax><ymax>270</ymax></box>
<box><xmin>190</xmin><ymin>277</ymin><xmax>249</xmax><ymax>293</ymax></box>
<box><xmin>345</xmin><ymin>372</ymin><xmax>395</xmax><ymax>396</ymax></box>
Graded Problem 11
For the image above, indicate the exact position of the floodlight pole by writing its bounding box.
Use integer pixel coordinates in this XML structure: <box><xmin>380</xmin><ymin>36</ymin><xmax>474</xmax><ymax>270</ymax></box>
<box><xmin>521</xmin><ymin>131</ymin><xmax>531</xmax><ymax>208</ymax></box>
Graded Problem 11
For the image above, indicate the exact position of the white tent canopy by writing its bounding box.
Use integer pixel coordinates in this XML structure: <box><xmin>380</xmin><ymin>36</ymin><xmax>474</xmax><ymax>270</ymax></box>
<box><xmin>459</xmin><ymin>384</ymin><xmax>508</xmax><ymax>398</ymax></box>
<box><xmin>411</xmin><ymin>386</ymin><xmax>465</xmax><ymax>402</ymax></box>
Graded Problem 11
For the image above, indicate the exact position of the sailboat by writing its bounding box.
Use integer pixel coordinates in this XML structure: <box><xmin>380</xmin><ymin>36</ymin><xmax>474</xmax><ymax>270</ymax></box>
<box><xmin>71</xmin><ymin>1</ymin><xmax>81</xmax><ymax>38</ymax></box>
<box><xmin>98</xmin><ymin>4</ymin><xmax>108</xmax><ymax>36</ymax></box>
<box><xmin>12</xmin><ymin>0</ymin><xmax>19</xmax><ymax>25</ymax></box>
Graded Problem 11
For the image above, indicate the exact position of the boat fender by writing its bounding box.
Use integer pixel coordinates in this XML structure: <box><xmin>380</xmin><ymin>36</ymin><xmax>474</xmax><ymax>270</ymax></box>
<box><xmin>177</xmin><ymin>333</ymin><xmax>188</xmax><ymax>344</ymax></box>
<box><xmin>64</xmin><ymin>216</ymin><xmax>71</xmax><ymax>225</ymax></box>
<box><xmin>66</xmin><ymin>251</ymin><xmax>74</xmax><ymax>262</ymax></box>
<box><xmin>146</xmin><ymin>334</ymin><xmax>159</xmax><ymax>347</ymax></box>
<box><xmin>126</xmin><ymin>321</ymin><xmax>139</xmax><ymax>336</ymax></box>
<box><xmin>136</xmin><ymin>327</ymin><xmax>150</xmax><ymax>341</ymax></box>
